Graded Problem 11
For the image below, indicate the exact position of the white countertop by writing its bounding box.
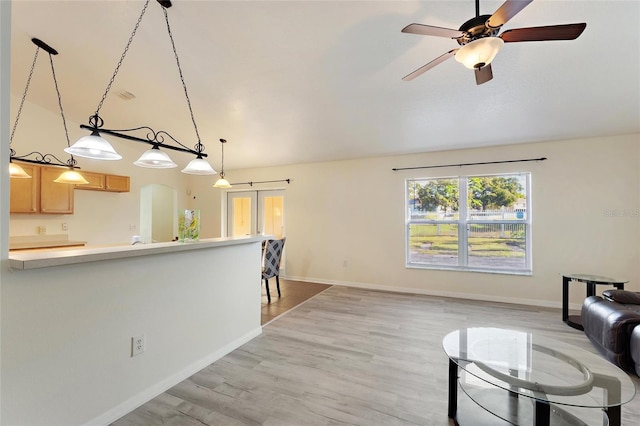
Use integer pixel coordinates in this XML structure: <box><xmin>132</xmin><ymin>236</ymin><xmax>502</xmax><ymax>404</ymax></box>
<box><xmin>9</xmin><ymin>235</ymin><xmax>266</xmax><ymax>270</ymax></box>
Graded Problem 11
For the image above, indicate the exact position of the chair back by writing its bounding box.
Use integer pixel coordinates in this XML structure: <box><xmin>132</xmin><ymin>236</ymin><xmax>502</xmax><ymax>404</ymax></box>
<box><xmin>262</xmin><ymin>238</ymin><xmax>286</xmax><ymax>279</ymax></box>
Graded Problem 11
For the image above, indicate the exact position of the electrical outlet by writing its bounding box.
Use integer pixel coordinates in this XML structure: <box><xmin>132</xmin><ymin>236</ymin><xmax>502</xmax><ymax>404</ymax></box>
<box><xmin>61</xmin><ymin>222</ymin><xmax>68</xmax><ymax>231</ymax></box>
<box><xmin>131</xmin><ymin>334</ymin><xmax>145</xmax><ymax>357</ymax></box>
<box><xmin>38</xmin><ymin>226</ymin><xmax>46</xmax><ymax>235</ymax></box>
<box><xmin>130</xmin><ymin>224</ymin><xmax>137</xmax><ymax>231</ymax></box>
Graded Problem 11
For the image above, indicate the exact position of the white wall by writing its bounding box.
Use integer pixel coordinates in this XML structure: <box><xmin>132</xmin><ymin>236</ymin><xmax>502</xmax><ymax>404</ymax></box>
<box><xmin>1</xmin><ymin>241</ymin><xmax>262</xmax><ymax>425</ymax></box>
<box><xmin>192</xmin><ymin>134</ymin><xmax>640</xmax><ymax>308</ymax></box>
<box><xmin>0</xmin><ymin>0</ymin><xmax>12</xmax><ymax>418</ymax></box>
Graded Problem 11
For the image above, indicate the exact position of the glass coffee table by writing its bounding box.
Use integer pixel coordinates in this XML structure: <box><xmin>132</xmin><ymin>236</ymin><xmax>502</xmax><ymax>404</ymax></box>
<box><xmin>443</xmin><ymin>328</ymin><xmax>636</xmax><ymax>426</ymax></box>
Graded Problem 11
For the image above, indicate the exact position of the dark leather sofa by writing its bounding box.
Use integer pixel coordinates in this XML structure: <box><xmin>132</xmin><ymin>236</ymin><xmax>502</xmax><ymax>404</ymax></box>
<box><xmin>581</xmin><ymin>290</ymin><xmax>640</xmax><ymax>375</ymax></box>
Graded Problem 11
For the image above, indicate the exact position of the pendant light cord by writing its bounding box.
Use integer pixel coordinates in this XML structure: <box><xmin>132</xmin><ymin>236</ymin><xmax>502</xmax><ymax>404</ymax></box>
<box><xmin>220</xmin><ymin>140</ymin><xmax>225</xmax><ymax>177</ymax></box>
<box><xmin>48</xmin><ymin>52</ymin><xmax>76</xmax><ymax>167</ymax></box>
<box><xmin>162</xmin><ymin>7</ymin><xmax>203</xmax><ymax>152</ymax></box>
<box><xmin>93</xmin><ymin>0</ymin><xmax>151</xmax><ymax>118</ymax></box>
<box><xmin>9</xmin><ymin>47</ymin><xmax>39</xmax><ymax>147</ymax></box>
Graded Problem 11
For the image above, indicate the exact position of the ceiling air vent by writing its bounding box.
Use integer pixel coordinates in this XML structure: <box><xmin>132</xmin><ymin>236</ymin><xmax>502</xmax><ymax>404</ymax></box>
<box><xmin>117</xmin><ymin>91</ymin><xmax>136</xmax><ymax>101</ymax></box>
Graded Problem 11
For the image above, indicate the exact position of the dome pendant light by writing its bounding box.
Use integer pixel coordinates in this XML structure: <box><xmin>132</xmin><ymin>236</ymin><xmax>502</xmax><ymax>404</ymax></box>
<box><xmin>134</xmin><ymin>146</ymin><xmax>177</xmax><ymax>168</ymax></box>
<box><xmin>9</xmin><ymin>162</ymin><xmax>31</xmax><ymax>178</ymax></box>
<box><xmin>65</xmin><ymin>126</ymin><xmax>122</xmax><ymax>161</ymax></box>
<box><xmin>182</xmin><ymin>156</ymin><xmax>217</xmax><ymax>175</ymax></box>
<box><xmin>213</xmin><ymin>139</ymin><xmax>231</xmax><ymax>189</ymax></box>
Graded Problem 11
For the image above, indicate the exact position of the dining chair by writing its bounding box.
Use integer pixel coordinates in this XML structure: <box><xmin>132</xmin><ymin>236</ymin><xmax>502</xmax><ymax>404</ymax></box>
<box><xmin>262</xmin><ymin>237</ymin><xmax>286</xmax><ymax>303</ymax></box>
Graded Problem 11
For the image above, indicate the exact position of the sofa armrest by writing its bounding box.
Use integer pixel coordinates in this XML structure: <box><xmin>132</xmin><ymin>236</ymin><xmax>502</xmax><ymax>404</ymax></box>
<box><xmin>602</xmin><ymin>290</ymin><xmax>640</xmax><ymax>305</ymax></box>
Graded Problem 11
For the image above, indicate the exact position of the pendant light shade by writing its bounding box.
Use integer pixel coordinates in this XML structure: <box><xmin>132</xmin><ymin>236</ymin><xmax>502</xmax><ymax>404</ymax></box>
<box><xmin>9</xmin><ymin>162</ymin><xmax>32</xmax><ymax>178</ymax></box>
<box><xmin>455</xmin><ymin>37</ymin><xmax>504</xmax><ymax>69</ymax></box>
<box><xmin>213</xmin><ymin>176</ymin><xmax>231</xmax><ymax>189</ymax></box>
<box><xmin>134</xmin><ymin>146</ymin><xmax>177</xmax><ymax>168</ymax></box>
<box><xmin>181</xmin><ymin>157</ymin><xmax>216</xmax><ymax>175</ymax></box>
<box><xmin>54</xmin><ymin>169</ymin><xmax>90</xmax><ymax>184</ymax></box>
<box><xmin>65</xmin><ymin>131</ymin><xmax>122</xmax><ymax>160</ymax></box>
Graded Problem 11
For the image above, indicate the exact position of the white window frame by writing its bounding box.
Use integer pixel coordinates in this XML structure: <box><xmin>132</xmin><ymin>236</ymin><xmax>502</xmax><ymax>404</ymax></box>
<box><xmin>405</xmin><ymin>173</ymin><xmax>532</xmax><ymax>275</ymax></box>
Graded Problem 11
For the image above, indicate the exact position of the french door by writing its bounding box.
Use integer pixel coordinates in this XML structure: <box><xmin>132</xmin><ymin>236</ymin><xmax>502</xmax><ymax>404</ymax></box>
<box><xmin>226</xmin><ymin>190</ymin><xmax>285</xmax><ymax>238</ymax></box>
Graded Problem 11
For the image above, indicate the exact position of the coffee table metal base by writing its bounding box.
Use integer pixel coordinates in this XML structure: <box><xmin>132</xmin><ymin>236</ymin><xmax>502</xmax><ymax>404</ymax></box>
<box><xmin>448</xmin><ymin>359</ymin><xmax>612</xmax><ymax>426</ymax></box>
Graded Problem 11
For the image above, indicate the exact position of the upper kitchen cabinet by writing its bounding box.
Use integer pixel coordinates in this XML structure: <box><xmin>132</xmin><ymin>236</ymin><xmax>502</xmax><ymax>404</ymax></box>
<box><xmin>105</xmin><ymin>174</ymin><xmax>130</xmax><ymax>192</ymax></box>
<box><xmin>9</xmin><ymin>163</ymin><xmax>40</xmax><ymax>213</ymax></box>
<box><xmin>75</xmin><ymin>172</ymin><xmax>130</xmax><ymax>193</ymax></box>
<box><xmin>10</xmin><ymin>163</ymin><xmax>74</xmax><ymax>214</ymax></box>
<box><xmin>40</xmin><ymin>166</ymin><xmax>74</xmax><ymax>214</ymax></box>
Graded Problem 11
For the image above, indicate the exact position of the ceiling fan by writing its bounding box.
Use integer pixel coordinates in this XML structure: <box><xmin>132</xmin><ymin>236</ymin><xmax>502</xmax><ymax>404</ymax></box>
<box><xmin>401</xmin><ymin>0</ymin><xmax>586</xmax><ymax>85</ymax></box>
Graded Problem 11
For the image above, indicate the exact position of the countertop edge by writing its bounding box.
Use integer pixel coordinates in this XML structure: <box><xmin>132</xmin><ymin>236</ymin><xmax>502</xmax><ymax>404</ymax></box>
<box><xmin>9</xmin><ymin>235</ymin><xmax>268</xmax><ymax>270</ymax></box>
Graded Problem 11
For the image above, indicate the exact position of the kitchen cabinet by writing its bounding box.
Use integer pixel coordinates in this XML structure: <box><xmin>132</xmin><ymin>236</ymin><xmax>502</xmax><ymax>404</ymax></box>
<box><xmin>9</xmin><ymin>163</ymin><xmax>39</xmax><ymax>213</ymax></box>
<box><xmin>78</xmin><ymin>171</ymin><xmax>106</xmax><ymax>190</ymax></box>
<box><xmin>75</xmin><ymin>172</ymin><xmax>130</xmax><ymax>193</ymax></box>
<box><xmin>9</xmin><ymin>163</ymin><xmax>74</xmax><ymax>214</ymax></box>
<box><xmin>40</xmin><ymin>166</ymin><xmax>74</xmax><ymax>214</ymax></box>
<box><xmin>106</xmin><ymin>174</ymin><xmax>130</xmax><ymax>192</ymax></box>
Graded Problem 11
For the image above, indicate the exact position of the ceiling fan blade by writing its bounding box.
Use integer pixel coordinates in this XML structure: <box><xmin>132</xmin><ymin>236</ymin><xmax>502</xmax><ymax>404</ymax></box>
<box><xmin>401</xmin><ymin>23</ymin><xmax>463</xmax><ymax>39</ymax></box>
<box><xmin>475</xmin><ymin>64</ymin><xmax>493</xmax><ymax>85</ymax></box>
<box><xmin>487</xmin><ymin>0</ymin><xmax>533</xmax><ymax>29</ymax></box>
<box><xmin>500</xmin><ymin>23</ymin><xmax>587</xmax><ymax>42</ymax></box>
<box><xmin>402</xmin><ymin>50</ymin><xmax>457</xmax><ymax>81</ymax></box>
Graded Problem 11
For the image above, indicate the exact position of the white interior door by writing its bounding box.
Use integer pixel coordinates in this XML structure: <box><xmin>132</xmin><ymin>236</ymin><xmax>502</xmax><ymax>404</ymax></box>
<box><xmin>226</xmin><ymin>190</ymin><xmax>285</xmax><ymax>237</ymax></box>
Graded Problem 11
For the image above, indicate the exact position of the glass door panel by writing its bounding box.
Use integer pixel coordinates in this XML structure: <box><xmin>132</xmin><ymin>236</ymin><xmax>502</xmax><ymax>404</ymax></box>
<box><xmin>227</xmin><ymin>192</ymin><xmax>257</xmax><ymax>236</ymax></box>
<box><xmin>259</xmin><ymin>190</ymin><xmax>284</xmax><ymax>238</ymax></box>
<box><xmin>226</xmin><ymin>190</ymin><xmax>285</xmax><ymax>237</ymax></box>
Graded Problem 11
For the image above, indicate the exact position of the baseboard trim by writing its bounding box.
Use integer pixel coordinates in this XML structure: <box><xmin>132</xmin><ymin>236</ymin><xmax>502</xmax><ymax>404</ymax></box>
<box><xmin>85</xmin><ymin>326</ymin><xmax>263</xmax><ymax>426</ymax></box>
<box><xmin>283</xmin><ymin>275</ymin><xmax>573</xmax><ymax>310</ymax></box>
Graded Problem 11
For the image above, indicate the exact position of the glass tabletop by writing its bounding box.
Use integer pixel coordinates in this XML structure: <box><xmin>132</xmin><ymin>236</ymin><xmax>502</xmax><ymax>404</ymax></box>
<box><xmin>562</xmin><ymin>274</ymin><xmax>628</xmax><ymax>284</ymax></box>
<box><xmin>443</xmin><ymin>327</ymin><xmax>636</xmax><ymax>408</ymax></box>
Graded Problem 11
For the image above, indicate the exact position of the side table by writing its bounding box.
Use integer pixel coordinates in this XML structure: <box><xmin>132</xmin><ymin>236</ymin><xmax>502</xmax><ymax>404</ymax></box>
<box><xmin>562</xmin><ymin>273</ymin><xmax>628</xmax><ymax>330</ymax></box>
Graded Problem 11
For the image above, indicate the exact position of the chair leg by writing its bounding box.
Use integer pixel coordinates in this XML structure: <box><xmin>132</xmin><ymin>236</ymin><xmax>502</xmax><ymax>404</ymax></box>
<box><xmin>276</xmin><ymin>275</ymin><xmax>281</xmax><ymax>297</ymax></box>
<box><xmin>264</xmin><ymin>278</ymin><xmax>271</xmax><ymax>303</ymax></box>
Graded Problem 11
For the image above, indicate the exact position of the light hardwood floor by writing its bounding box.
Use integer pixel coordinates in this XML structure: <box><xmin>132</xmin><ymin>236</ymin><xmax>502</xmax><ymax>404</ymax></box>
<box><xmin>112</xmin><ymin>286</ymin><xmax>640</xmax><ymax>425</ymax></box>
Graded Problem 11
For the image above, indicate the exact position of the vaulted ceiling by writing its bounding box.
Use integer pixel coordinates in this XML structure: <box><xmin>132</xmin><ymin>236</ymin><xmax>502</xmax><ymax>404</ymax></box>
<box><xmin>9</xmin><ymin>0</ymin><xmax>640</xmax><ymax>170</ymax></box>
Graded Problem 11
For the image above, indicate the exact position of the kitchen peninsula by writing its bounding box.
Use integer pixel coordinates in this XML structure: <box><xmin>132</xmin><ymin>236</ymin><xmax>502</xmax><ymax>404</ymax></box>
<box><xmin>3</xmin><ymin>235</ymin><xmax>265</xmax><ymax>425</ymax></box>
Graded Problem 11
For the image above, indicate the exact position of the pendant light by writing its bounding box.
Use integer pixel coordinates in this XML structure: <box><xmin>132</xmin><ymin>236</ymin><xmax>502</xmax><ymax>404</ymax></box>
<box><xmin>213</xmin><ymin>139</ymin><xmax>231</xmax><ymax>189</ymax></box>
<box><xmin>134</xmin><ymin>146</ymin><xmax>178</xmax><ymax>168</ymax></box>
<box><xmin>9</xmin><ymin>38</ymin><xmax>88</xmax><ymax>184</ymax></box>
<box><xmin>70</xmin><ymin>0</ymin><xmax>217</xmax><ymax>174</ymax></box>
<box><xmin>9</xmin><ymin>162</ymin><xmax>31</xmax><ymax>178</ymax></box>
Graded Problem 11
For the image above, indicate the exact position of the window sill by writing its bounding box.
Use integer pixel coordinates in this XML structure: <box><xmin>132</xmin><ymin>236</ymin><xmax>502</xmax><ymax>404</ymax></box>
<box><xmin>406</xmin><ymin>263</ymin><xmax>532</xmax><ymax>276</ymax></box>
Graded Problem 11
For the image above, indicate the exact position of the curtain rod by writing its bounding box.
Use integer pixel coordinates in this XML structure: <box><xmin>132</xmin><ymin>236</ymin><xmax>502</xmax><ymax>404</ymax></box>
<box><xmin>228</xmin><ymin>179</ymin><xmax>291</xmax><ymax>187</ymax></box>
<box><xmin>392</xmin><ymin>157</ymin><xmax>547</xmax><ymax>171</ymax></box>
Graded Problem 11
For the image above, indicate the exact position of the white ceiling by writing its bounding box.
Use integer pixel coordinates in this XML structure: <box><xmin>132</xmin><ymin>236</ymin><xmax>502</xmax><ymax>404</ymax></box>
<box><xmin>9</xmin><ymin>0</ymin><xmax>640</xmax><ymax>170</ymax></box>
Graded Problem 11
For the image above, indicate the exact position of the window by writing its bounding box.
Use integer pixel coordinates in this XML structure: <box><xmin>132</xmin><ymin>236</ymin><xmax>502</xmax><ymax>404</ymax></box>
<box><xmin>406</xmin><ymin>173</ymin><xmax>531</xmax><ymax>274</ymax></box>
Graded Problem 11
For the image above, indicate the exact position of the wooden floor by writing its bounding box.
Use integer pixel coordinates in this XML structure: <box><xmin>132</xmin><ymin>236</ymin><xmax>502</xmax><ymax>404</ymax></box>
<box><xmin>261</xmin><ymin>279</ymin><xmax>332</xmax><ymax>325</ymax></box>
<box><xmin>112</xmin><ymin>286</ymin><xmax>640</xmax><ymax>426</ymax></box>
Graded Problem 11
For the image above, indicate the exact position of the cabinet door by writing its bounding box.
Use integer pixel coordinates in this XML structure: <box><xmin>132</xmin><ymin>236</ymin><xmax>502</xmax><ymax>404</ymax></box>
<box><xmin>105</xmin><ymin>174</ymin><xmax>130</xmax><ymax>192</ymax></box>
<box><xmin>10</xmin><ymin>163</ymin><xmax>39</xmax><ymax>213</ymax></box>
<box><xmin>75</xmin><ymin>171</ymin><xmax>106</xmax><ymax>191</ymax></box>
<box><xmin>40</xmin><ymin>167</ymin><xmax>74</xmax><ymax>214</ymax></box>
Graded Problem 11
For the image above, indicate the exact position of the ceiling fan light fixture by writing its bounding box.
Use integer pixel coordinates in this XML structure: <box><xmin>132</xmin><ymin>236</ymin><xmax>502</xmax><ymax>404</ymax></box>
<box><xmin>9</xmin><ymin>162</ymin><xmax>32</xmax><ymax>178</ymax></box>
<box><xmin>181</xmin><ymin>157</ymin><xmax>217</xmax><ymax>175</ymax></box>
<box><xmin>54</xmin><ymin>169</ymin><xmax>90</xmax><ymax>184</ymax></box>
<box><xmin>134</xmin><ymin>146</ymin><xmax>177</xmax><ymax>168</ymax></box>
<box><xmin>66</xmin><ymin>131</ymin><xmax>122</xmax><ymax>160</ymax></box>
<box><xmin>455</xmin><ymin>37</ymin><xmax>504</xmax><ymax>70</ymax></box>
